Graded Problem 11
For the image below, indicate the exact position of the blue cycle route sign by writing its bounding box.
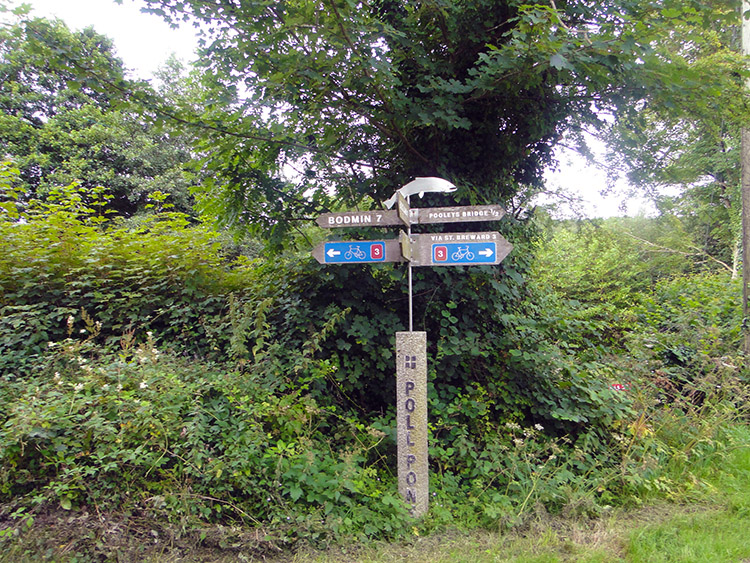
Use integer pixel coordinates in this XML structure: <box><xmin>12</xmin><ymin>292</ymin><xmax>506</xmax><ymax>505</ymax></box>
<box><xmin>311</xmin><ymin>239</ymin><xmax>404</xmax><ymax>264</ymax></box>
<box><xmin>406</xmin><ymin>231</ymin><xmax>512</xmax><ymax>267</ymax></box>
<box><xmin>324</xmin><ymin>241</ymin><xmax>386</xmax><ymax>263</ymax></box>
<box><xmin>432</xmin><ymin>242</ymin><xmax>497</xmax><ymax>265</ymax></box>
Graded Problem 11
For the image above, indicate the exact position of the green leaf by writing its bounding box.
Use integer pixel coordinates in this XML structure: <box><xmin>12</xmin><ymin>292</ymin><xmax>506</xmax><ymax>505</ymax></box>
<box><xmin>550</xmin><ymin>53</ymin><xmax>571</xmax><ymax>70</ymax></box>
<box><xmin>290</xmin><ymin>486</ymin><xmax>303</xmax><ymax>502</ymax></box>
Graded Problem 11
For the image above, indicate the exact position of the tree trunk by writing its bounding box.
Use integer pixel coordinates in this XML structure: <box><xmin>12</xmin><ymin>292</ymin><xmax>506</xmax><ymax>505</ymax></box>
<box><xmin>741</xmin><ymin>2</ymin><xmax>750</xmax><ymax>357</ymax></box>
<box><xmin>742</xmin><ymin>129</ymin><xmax>750</xmax><ymax>355</ymax></box>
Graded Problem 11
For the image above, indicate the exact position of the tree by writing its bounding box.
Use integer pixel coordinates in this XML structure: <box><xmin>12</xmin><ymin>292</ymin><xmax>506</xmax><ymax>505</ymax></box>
<box><xmin>599</xmin><ymin>0</ymin><xmax>747</xmax><ymax>274</ymax></box>
<box><xmin>135</xmin><ymin>0</ymin><xmax>708</xmax><ymax>241</ymax></box>
<box><xmin>117</xmin><ymin>0</ymin><xmax>749</xmax><ymax>424</ymax></box>
<box><xmin>0</xmin><ymin>17</ymin><xmax>196</xmax><ymax>215</ymax></box>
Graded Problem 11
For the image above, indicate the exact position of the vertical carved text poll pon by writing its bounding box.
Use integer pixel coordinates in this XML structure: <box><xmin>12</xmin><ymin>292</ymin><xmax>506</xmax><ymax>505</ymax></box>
<box><xmin>396</xmin><ymin>331</ymin><xmax>428</xmax><ymax>516</ymax></box>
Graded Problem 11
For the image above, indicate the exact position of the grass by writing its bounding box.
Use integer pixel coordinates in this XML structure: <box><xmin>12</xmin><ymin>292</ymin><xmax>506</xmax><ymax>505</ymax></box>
<box><xmin>625</xmin><ymin>425</ymin><xmax>750</xmax><ymax>563</ymax></box>
<box><xmin>627</xmin><ymin>508</ymin><xmax>750</xmax><ymax>563</ymax></box>
<box><xmin>291</xmin><ymin>425</ymin><xmax>750</xmax><ymax>563</ymax></box>
<box><xmin>2</xmin><ymin>426</ymin><xmax>749</xmax><ymax>563</ymax></box>
<box><xmin>290</xmin><ymin>499</ymin><xmax>750</xmax><ymax>563</ymax></box>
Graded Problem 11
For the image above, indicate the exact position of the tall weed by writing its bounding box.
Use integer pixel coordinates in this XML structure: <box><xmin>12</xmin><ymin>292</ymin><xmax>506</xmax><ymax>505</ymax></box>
<box><xmin>0</xmin><ymin>326</ymin><xmax>411</xmax><ymax>544</ymax></box>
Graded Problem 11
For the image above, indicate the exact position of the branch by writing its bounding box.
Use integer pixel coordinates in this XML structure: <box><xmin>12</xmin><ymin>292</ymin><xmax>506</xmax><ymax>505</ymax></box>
<box><xmin>625</xmin><ymin>233</ymin><xmax>733</xmax><ymax>273</ymax></box>
<box><xmin>325</xmin><ymin>0</ymin><xmax>431</xmax><ymax>166</ymax></box>
<box><xmin>27</xmin><ymin>27</ymin><xmax>377</xmax><ymax>171</ymax></box>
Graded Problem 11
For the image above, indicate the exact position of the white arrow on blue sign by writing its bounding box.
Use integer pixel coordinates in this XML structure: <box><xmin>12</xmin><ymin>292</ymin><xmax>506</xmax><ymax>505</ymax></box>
<box><xmin>311</xmin><ymin>239</ymin><xmax>405</xmax><ymax>264</ymax></box>
<box><xmin>409</xmin><ymin>231</ymin><xmax>513</xmax><ymax>267</ymax></box>
<box><xmin>431</xmin><ymin>242</ymin><xmax>496</xmax><ymax>264</ymax></box>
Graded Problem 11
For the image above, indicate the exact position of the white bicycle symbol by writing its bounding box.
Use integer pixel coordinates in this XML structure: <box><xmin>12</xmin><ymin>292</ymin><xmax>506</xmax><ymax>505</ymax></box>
<box><xmin>345</xmin><ymin>245</ymin><xmax>367</xmax><ymax>260</ymax></box>
<box><xmin>451</xmin><ymin>246</ymin><xmax>475</xmax><ymax>261</ymax></box>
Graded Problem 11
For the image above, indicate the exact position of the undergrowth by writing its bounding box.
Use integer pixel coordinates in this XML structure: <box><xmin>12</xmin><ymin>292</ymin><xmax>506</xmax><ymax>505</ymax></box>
<box><xmin>0</xmin><ymin>171</ymin><xmax>749</xmax><ymax>559</ymax></box>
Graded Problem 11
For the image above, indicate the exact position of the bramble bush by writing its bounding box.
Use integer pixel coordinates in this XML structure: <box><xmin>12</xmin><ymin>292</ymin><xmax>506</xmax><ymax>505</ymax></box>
<box><xmin>611</xmin><ymin>273</ymin><xmax>749</xmax><ymax>500</ymax></box>
<box><xmin>0</xmin><ymin>332</ymin><xmax>412</xmax><ymax>545</ymax></box>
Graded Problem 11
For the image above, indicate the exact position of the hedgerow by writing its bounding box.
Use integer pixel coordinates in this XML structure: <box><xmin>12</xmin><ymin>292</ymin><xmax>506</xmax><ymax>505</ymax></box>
<box><xmin>0</xmin><ymin>170</ymin><xmax>634</xmax><ymax>434</ymax></box>
<box><xmin>1</xmin><ymin>169</ymin><xmax>748</xmax><ymax>550</ymax></box>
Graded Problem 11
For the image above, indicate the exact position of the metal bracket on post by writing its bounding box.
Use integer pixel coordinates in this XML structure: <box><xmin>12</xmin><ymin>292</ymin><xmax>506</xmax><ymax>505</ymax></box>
<box><xmin>404</xmin><ymin>193</ymin><xmax>414</xmax><ymax>332</ymax></box>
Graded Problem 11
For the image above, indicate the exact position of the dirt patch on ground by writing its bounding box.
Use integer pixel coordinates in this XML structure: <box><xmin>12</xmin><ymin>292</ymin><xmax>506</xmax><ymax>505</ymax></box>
<box><xmin>0</xmin><ymin>506</ymin><xmax>288</xmax><ymax>562</ymax></box>
<box><xmin>0</xmin><ymin>501</ymin><xmax>722</xmax><ymax>562</ymax></box>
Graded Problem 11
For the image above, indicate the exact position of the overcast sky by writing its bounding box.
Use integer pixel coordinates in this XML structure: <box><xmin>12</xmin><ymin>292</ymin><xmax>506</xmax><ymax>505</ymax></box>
<box><xmin>8</xmin><ymin>0</ymin><xmax>645</xmax><ymax>217</ymax></box>
<box><xmin>15</xmin><ymin>0</ymin><xmax>198</xmax><ymax>80</ymax></box>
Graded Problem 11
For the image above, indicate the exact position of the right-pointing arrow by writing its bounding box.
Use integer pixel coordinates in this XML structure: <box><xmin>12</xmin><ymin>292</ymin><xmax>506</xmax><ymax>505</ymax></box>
<box><xmin>479</xmin><ymin>248</ymin><xmax>494</xmax><ymax>258</ymax></box>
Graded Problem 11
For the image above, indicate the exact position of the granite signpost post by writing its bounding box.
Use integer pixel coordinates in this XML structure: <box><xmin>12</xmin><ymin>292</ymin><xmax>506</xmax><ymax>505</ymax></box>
<box><xmin>312</xmin><ymin>178</ymin><xmax>513</xmax><ymax>517</ymax></box>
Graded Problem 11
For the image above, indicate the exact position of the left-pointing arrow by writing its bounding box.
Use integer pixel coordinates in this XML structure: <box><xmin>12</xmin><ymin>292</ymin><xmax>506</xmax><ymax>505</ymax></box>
<box><xmin>312</xmin><ymin>239</ymin><xmax>405</xmax><ymax>264</ymax></box>
<box><xmin>478</xmin><ymin>248</ymin><xmax>493</xmax><ymax>257</ymax></box>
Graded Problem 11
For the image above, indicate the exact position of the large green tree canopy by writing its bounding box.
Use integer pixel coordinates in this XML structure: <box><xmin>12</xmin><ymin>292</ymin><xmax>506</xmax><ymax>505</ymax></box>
<box><xmin>600</xmin><ymin>0</ymin><xmax>748</xmax><ymax>272</ymax></box>
<box><xmin>135</xmin><ymin>0</ymin><xmax>712</xmax><ymax>238</ymax></box>
<box><xmin>0</xmin><ymin>16</ymin><xmax>196</xmax><ymax>215</ymax></box>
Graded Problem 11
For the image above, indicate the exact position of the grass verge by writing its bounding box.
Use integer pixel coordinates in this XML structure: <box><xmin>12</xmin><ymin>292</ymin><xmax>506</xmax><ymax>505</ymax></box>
<box><xmin>293</xmin><ymin>424</ymin><xmax>750</xmax><ymax>563</ymax></box>
<box><xmin>2</xmin><ymin>426</ymin><xmax>748</xmax><ymax>563</ymax></box>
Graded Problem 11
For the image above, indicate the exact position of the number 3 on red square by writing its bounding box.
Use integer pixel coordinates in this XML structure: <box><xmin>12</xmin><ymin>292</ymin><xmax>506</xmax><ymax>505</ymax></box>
<box><xmin>434</xmin><ymin>245</ymin><xmax>448</xmax><ymax>262</ymax></box>
<box><xmin>370</xmin><ymin>243</ymin><xmax>384</xmax><ymax>260</ymax></box>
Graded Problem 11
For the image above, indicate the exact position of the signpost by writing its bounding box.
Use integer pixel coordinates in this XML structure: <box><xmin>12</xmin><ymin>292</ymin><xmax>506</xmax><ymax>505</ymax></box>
<box><xmin>414</xmin><ymin>204</ymin><xmax>505</xmax><ymax>224</ymax></box>
<box><xmin>311</xmin><ymin>239</ymin><xmax>404</xmax><ymax>264</ymax></box>
<box><xmin>312</xmin><ymin>180</ymin><xmax>513</xmax><ymax>518</ymax></box>
<box><xmin>316</xmin><ymin>210</ymin><xmax>402</xmax><ymax>228</ymax></box>
<box><xmin>397</xmin><ymin>192</ymin><xmax>411</xmax><ymax>228</ymax></box>
<box><xmin>409</xmin><ymin>231</ymin><xmax>513</xmax><ymax>267</ymax></box>
<box><xmin>317</xmin><ymin>204</ymin><xmax>505</xmax><ymax>228</ymax></box>
<box><xmin>396</xmin><ymin>331</ymin><xmax>428</xmax><ymax>516</ymax></box>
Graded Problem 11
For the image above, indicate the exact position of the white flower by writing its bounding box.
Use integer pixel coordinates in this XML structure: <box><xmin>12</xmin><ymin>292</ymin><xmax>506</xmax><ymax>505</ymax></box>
<box><xmin>74</xmin><ymin>383</ymin><xmax>84</xmax><ymax>392</ymax></box>
<box><xmin>534</xmin><ymin>423</ymin><xmax>544</xmax><ymax>431</ymax></box>
<box><xmin>139</xmin><ymin>381</ymin><xmax>148</xmax><ymax>389</ymax></box>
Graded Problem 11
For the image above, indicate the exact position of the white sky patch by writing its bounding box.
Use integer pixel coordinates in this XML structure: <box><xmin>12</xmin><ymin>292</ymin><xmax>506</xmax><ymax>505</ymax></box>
<box><xmin>540</xmin><ymin>139</ymin><xmax>659</xmax><ymax>219</ymax></box>
<box><xmin>14</xmin><ymin>0</ymin><xmax>199</xmax><ymax>80</ymax></box>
